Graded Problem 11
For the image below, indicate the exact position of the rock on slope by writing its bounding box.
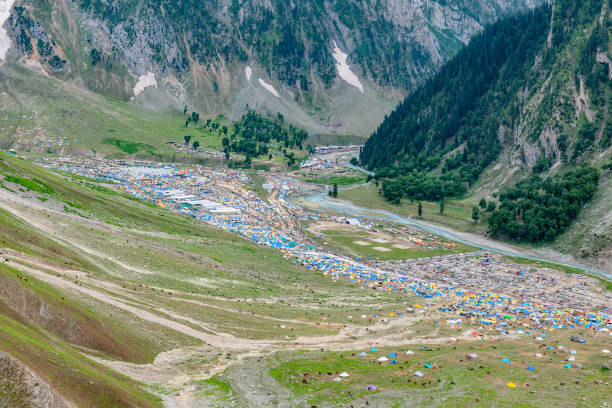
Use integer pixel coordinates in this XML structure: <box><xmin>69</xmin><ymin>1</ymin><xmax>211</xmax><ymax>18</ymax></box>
<box><xmin>0</xmin><ymin>352</ymin><xmax>74</xmax><ymax>408</ymax></box>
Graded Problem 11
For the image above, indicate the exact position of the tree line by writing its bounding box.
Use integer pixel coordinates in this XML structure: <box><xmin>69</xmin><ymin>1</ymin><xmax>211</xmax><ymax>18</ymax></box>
<box><xmin>488</xmin><ymin>167</ymin><xmax>600</xmax><ymax>242</ymax></box>
<box><xmin>224</xmin><ymin>111</ymin><xmax>308</xmax><ymax>163</ymax></box>
<box><xmin>360</xmin><ymin>5</ymin><xmax>553</xmax><ymax>203</ymax></box>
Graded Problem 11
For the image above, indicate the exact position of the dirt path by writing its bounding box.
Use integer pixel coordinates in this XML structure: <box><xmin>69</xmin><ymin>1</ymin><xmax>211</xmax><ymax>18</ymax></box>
<box><xmin>0</xmin><ymin>190</ymin><xmax>153</xmax><ymax>275</ymax></box>
<box><xmin>5</xmin><ymin>248</ymin><xmax>431</xmax><ymax>352</ymax></box>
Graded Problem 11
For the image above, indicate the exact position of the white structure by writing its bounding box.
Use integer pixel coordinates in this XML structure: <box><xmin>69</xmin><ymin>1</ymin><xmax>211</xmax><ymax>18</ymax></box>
<box><xmin>159</xmin><ymin>190</ymin><xmax>240</xmax><ymax>214</ymax></box>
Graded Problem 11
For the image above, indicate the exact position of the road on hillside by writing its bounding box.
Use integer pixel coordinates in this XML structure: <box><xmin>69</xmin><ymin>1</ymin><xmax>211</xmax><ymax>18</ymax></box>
<box><xmin>302</xmin><ymin>192</ymin><xmax>612</xmax><ymax>282</ymax></box>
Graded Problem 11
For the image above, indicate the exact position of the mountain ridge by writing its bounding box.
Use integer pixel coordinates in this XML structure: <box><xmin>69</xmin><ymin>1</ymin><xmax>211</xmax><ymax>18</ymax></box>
<box><xmin>359</xmin><ymin>0</ymin><xmax>612</xmax><ymax>268</ymax></box>
<box><xmin>1</xmin><ymin>0</ymin><xmax>542</xmax><ymax>136</ymax></box>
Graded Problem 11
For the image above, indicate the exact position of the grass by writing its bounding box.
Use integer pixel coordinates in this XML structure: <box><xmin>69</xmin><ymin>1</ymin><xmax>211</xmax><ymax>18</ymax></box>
<box><xmin>245</xmin><ymin>170</ymin><xmax>270</xmax><ymax>203</ymax></box>
<box><xmin>0</xmin><ymin>304</ymin><xmax>164</xmax><ymax>408</ymax></box>
<box><xmin>2</xmin><ymin>175</ymin><xmax>54</xmax><ymax>194</ymax></box>
<box><xmin>0</xmin><ymin>62</ymin><xmax>187</xmax><ymax>158</ymax></box>
<box><xmin>0</xmin><ymin>263</ymin><xmax>173</xmax><ymax>363</ymax></box>
<box><xmin>267</xmin><ymin>329</ymin><xmax>612</xmax><ymax>407</ymax></box>
<box><xmin>102</xmin><ymin>137</ymin><xmax>156</xmax><ymax>155</ymax></box>
<box><xmin>201</xmin><ymin>376</ymin><xmax>232</xmax><ymax>395</ymax></box>
<box><xmin>340</xmin><ymin>183</ymin><xmax>482</xmax><ymax>233</ymax></box>
<box><xmin>0</xmin><ymin>151</ymin><xmax>211</xmax><ymax>232</ymax></box>
<box><xmin>305</xmin><ymin>175</ymin><xmax>366</xmax><ymax>186</ymax></box>
<box><xmin>64</xmin><ymin>200</ymin><xmax>84</xmax><ymax>209</ymax></box>
<box><xmin>311</xmin><ymin>228</ymin><xmax>475</xmax><ymax>261</ymax></box>
<box><xmin>0</xmin><ymin>206</ymin><xmax>98</xmax><ymax>271</ymax></box>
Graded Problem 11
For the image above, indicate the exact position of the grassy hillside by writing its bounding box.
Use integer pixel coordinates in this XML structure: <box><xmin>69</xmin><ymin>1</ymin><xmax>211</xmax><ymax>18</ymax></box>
<box><xmin>0</xmin><ymin>62</ymin><xmax>194</xmax><ymax>157</ymax></box>
<box><xmin>0</xmin><ymin>150</ymin><xmax>416</xmax><ymax>405</ymax></box>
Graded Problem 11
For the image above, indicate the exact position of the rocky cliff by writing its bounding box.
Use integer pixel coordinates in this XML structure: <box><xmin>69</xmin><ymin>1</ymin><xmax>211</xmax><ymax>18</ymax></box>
<box><xmin>0</xmin><ymin>0</ymin><xmax>543</xmax><ymax>135</ymax></box>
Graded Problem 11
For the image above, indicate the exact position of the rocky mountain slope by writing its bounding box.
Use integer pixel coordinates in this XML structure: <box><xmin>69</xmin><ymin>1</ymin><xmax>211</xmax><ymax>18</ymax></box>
<box><xmin>360</xmin><ymin>0</ymin><xmax>612</xmax><ymax>270</ymax></box>
<box><xmin>1</xmin><ymin>0</ymin><xmax>542</xmax><ymax>136</ymax></box>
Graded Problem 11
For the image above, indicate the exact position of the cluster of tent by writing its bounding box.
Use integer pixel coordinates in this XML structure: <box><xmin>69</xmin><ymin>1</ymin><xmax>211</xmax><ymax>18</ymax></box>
<box><xmin>358</xmin><ymin>347</ymin><xmax>433</xmax><ymax>390</ymax></box>
<box><xmin>287</xmin><ymin>248</ymin><xmax>611</xmax><ymax>331</ymax></box>
<box><xmin>51</xmin><ymin>158</ymin><xmax>611</xmax><ymax>334</ymax></box>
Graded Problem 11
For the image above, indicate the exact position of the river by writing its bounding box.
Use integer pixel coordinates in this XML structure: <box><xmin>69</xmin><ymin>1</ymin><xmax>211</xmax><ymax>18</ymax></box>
<box><xmin>303</xmin><ymin>192</ymin><xmax>612</xmax><ymax>282</ymax></box>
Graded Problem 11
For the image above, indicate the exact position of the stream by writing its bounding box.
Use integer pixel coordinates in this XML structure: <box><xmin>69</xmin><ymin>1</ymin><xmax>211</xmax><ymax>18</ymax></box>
<box><xmin>303</xmin><ymin>192</ymin><xmax>612</xmax><ymax>282</ymax></box>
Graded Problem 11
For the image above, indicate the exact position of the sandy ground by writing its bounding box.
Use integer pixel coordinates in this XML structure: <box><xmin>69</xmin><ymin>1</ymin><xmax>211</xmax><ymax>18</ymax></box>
<box><xmin>373</xmin><ymin>246</ymin><xmax>391</xmax><ymax>252</ymax></box>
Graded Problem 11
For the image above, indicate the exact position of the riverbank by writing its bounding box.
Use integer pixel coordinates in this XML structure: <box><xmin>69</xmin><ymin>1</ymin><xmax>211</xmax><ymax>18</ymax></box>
<box><xmin>299</xmin><ymin>192</ymin><xmax>612</xmax><ymax>282</ymax></box>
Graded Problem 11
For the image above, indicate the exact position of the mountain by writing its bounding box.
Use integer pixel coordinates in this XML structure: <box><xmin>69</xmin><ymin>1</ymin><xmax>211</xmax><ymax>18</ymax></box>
<box><xmin>360</xmin><ymin>0</ymin><xmax>612</xmax><ymax>269</ymax></box>
<box><xmin>1</xmin><ymin>0</ymin><xmax>542</xmax><ymax>136</ymax></box>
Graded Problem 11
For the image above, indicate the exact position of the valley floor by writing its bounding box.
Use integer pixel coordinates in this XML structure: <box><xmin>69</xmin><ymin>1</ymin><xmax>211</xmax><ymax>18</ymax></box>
<box><xmin>0</xmin><ymin>151</ymin><xmax>610</xmax><ymax>407</ymax></box>
<box><xmin>334</xmin><ymin>180</ymin><xmax>612</xmax><ymax>276</ymax></box>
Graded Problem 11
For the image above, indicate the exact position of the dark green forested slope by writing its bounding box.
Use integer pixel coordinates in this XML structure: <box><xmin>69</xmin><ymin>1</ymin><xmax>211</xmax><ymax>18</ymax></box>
<box><xmin>489</xmin><ymin>167</ymin><xmax>600</xmax><ymax>242</ymax></box>
<box><xmin>361</xmin><ymin>5</ymin><xmax>552</xmax><ymax>195</ymax></box>
<box><xmin>360</xmin><ymin>0</ymin><xmax>612</xmax><ymax>243</ymax></box>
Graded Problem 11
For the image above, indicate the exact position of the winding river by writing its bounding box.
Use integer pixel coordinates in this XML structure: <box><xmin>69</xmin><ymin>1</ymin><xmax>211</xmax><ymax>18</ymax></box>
<box><xmin>303</xmin><ymin>192</ymin><xmax>612</xmax><ymax>282</ymax></box>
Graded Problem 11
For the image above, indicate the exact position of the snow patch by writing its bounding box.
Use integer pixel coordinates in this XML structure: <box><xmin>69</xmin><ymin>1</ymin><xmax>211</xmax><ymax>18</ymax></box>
<box><xmin>0</xmin><ymin>0</ymin><xmax>16</xmax><ymax>62</ymax></box>
<box><xmin>258</xmin><ymin>78</ymin><xmax>279</xmax><ymax>98</ymax></box>
<box><xmin>133</xmin><ymin>72</ymin><xmax>158</xmax><ymax>96</ymax></box>
<box><xmin>332</xmin><ymin>41</ymin><xmax>363</xmax><ymax>93</ymax></box>
<box><xmin>245</xmin><ymin>65</ymin><xmax>252</xmax><ymax>81</ymax></box>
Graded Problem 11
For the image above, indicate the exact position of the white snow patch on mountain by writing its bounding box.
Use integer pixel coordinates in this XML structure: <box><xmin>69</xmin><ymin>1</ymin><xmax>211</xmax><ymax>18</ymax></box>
<box><xmin>332</xmin><ymin>41</ymin><xmax>363</xmax><ymax>93</ymax></box>
<box><xmin>133</xmin><ymin>72</ymin><xmax>158</xmax><ymax>96</ymax></box>
<box><xmin>245</xmin><ymin>66</ymin><xmax>252</xmax><ymax>81</ymax></box>
<box><xmin>258</xmin><ymin>78</ymin><xmax>280</xmax><ymax>98</ymax></box>
<box><xmin>0</xmin><ymin>0</ymin><xmax>16</xmax><ymax>61</ymax></box>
